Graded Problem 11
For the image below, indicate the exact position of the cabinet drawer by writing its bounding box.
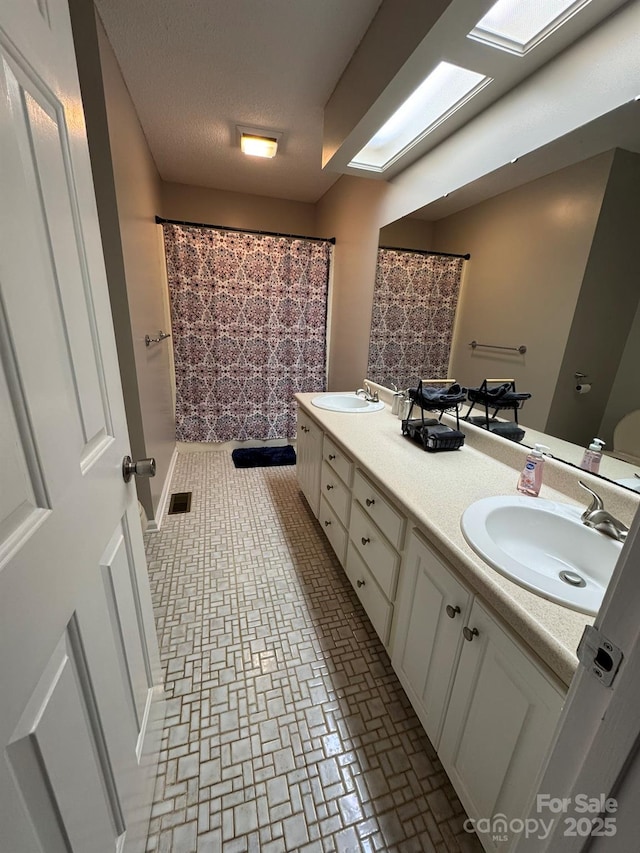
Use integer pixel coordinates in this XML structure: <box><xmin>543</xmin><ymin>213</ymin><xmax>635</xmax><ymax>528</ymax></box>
<box><xmin>345</xmin><ymin>542</ymin><xmax>393</xmax><ymax>645</ymax></box>
<box><xmin>323</xmin><ymin>435</ymin><xmax>353</xmax><ymax>487</ymax></box>
<box><xmin>320</xmin><ymin>462</ymin><xmax>351</xmax><ymax>526</ymax></box>
<box><xmin>318</xmin><ymin>497</ymin><xmax>347</xmax><ymax>566</ymax></box>
<box><xmin>349</xmin><ymin>501</ymin><xmax>399</xmax><ymax>600</ymax></box>
<box><xmin>353</xmin><ymin>470</ymin><xmax>405</xmax><ymax>550</ymax></box>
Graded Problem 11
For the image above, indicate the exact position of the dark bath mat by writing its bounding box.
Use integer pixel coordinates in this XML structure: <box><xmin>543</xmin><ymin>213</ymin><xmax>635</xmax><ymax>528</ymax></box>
<box><xmin>231</xmin><ymin>445</ymin><xmax>296</xmax><ymax>469</ymax></box>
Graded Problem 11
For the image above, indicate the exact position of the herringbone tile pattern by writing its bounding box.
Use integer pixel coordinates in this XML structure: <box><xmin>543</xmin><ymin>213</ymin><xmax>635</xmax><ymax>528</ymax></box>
<box><xmin>143</xmin><ymin>451</ymin><xmax>482</xmax><ymax>852</ymax></box>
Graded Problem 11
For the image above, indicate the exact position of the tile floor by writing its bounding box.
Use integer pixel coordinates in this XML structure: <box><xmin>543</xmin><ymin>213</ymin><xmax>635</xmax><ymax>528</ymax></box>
<box><xmin>143</xmin><ymin>450</ymin><xmax>483</xmax><ymax>853</ymax></box>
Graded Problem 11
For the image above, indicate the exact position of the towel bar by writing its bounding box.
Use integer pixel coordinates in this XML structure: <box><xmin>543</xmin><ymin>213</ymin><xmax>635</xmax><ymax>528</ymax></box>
<box><xmin>469</xmin><ymin>340</ymin><xmax>527</xmax><ymax>354</ymax></box>
<box><xmin>145</xmin><ymin>331</ymin><xmax>171</xmax><ymax>346</ymax></box>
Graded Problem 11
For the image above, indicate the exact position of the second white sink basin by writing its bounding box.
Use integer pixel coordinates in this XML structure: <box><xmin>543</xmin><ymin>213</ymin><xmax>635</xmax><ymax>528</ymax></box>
<box><xmin>311</xmin><ymin>393</ymin><xmax>384</xmax><ymax>413</ymax></box>
<box><xmin>461</xmin><ymin>495</ymin><xmax>622</xmax><ymax>615</ymax></box>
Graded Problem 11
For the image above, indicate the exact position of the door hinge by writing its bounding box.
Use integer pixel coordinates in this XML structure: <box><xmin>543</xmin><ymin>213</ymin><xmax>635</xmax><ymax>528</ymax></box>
<box><xmin>577</xmin><ymin>625</ymin><xmax>623</xmax><ymax>687</ymax></box>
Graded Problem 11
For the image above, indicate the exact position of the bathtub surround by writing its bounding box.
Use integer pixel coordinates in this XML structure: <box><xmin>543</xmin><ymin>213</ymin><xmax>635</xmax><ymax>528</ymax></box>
<box><xmin>162</xmin><ymin>223</ymin><xmax>331</xmax><ymax>442</ymax></box>
<box><xmin>143</xmin><ymin>451</ymin><xmax>482</xmax><ymax>851</ymax></box>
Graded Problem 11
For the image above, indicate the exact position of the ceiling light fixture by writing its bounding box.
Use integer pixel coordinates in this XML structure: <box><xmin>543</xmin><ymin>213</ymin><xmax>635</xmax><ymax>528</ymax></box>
<box><xmin>468</xmin><ymin>0</ymin><xmax>593</xmax><ymax>56</ymax></box>
<box><xmin>238</xmin><ymin>126</ymin><xmax>281</xmax><ymax>158</ymax></box>
<box><xmin>349</xmin><ymin>61</ymin><xmax>492</xmax><ymax>172</ymax></box>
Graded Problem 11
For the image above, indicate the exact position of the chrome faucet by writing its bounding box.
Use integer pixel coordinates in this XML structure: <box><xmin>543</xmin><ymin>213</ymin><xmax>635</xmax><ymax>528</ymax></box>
<box><xmin>355</xmin><ymin>382</ymin><xmax>379</xmax><ymax>403</ymax></box>
<box><xmin>578</xmin><ymin>481</ymin><xmax>629</xmax><ymax>542</ymax></box>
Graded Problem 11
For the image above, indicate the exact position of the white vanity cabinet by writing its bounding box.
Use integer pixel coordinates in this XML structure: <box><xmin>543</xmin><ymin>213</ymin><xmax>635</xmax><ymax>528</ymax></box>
<box><xmin>439</xmin><ymin>598</ymin><xmax>564</xmax><ymax>853</ymax></box>
<box><xmin>296</xmin><ymin>408</ymin><xmax>323</xmax><ymax>517</ymax></box>
<box><xmin>392</xmin><ymin>530</ymin><xmax>473</xmax><ymax>747</ymax></box>
<box><xmin>345</xmin><ymin>470</ymin><xmax>406</xmax><ymax>647</ymax></box>
<box><xmin>318</xmin><ymin>436</ymin><xmax>353</xmax><ymax>565</ymax></box>
<box><xmin>393</xmin><ymin>531</ymin><xmax>564</xmax><ymax>853</ymax></box>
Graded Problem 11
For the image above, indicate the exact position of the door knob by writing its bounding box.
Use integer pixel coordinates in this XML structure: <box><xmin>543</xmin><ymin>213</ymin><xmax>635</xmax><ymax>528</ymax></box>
<box><xmin>122</xmin><ymin>456</ymin><xmax>157</xmax><ymax>483</ymax></box>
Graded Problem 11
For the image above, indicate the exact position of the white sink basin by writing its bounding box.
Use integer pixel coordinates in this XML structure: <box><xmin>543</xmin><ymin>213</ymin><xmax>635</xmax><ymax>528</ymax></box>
<box><xmin>311</xmin><ymin>393</ymin><xmax>385</xmax><ymax>413</ymax></box>
<box><xmin>461</xmin><ymin>495</ymin><xmax>622</xmax><ymax>615</ymax></box>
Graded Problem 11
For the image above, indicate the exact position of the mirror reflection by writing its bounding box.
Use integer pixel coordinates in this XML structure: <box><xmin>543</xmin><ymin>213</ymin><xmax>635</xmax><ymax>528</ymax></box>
<box><xmin>368</xmin><ymin>111</ymin><xmax>640</xmax><ymax>492</ymax></box>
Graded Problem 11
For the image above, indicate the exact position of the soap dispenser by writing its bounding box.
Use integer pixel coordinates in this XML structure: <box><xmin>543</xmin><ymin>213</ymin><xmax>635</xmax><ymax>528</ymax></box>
<box><xmin>580</xmin><ymin>438</ymin><xmax>605</xmax><ymax>474</ymax></box>
<box><xmin>517</xmin><ymin>444</ymin><xmax>550</xmax><ymax>497</ymax></box>
<box><xmin>391</xmin><ymin>390</ymin><xmax>404</xmax><ymax>416</ymax></box>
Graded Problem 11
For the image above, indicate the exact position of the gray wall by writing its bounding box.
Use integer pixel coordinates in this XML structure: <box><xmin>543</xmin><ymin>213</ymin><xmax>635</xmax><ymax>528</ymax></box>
<box><xmin>547</xmin><ymin>149</ymin><xmax>640</xmax><ymax>447</ymax></box>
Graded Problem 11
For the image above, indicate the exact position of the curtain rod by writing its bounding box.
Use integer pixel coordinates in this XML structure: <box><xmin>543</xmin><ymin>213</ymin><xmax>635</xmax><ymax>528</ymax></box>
<box><xmin>379</xmin><ymin>244</ymin><xmax>470</xmax><ymax>260</ymax></box>
<box><xmin>155</xmin><ymin>216</ymin><xmax>335</xmax><ymax>245</ymax></box>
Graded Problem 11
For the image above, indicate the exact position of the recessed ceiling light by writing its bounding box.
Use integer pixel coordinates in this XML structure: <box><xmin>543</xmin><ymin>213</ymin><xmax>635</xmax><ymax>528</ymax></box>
<box><xmin>237</xmin><ymin>126</ymin><xmax>281</xmax><ymax>158</ymax></box>
<box><xmin>349</xmin><ymin>61</ymin><xmax>492</xmax><ymax>172</ymax></box>
<box><xmin>468</xmin><ymin>0</ymin><xmax>593</xmax><ymax>56</ymax></box>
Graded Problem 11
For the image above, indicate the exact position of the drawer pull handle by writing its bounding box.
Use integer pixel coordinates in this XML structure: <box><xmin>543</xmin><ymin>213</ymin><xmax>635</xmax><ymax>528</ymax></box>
<box><xmin>463</xmin><ymin>626</ymin><xmax>479</xmax><ymax>642</ymax></box>
<box><xmin>357</xmin><ymin>579</ymin><xmax>365</xmax><ymax>588</ymax></box>
<box><xmin>366</xmin><ymin>498</ymin><xmax>375</xmax><ymax>507</ymax></box>
<box><xmin>326</xmin><ymin>484</ymin><xmax>334</xmax><ymax>491</ymax></box>
<box><xmin>324</xmin><ymin>520</ymin><xmax>331</xmax><ymax>527</ymax></box>
<box><xmin>301</xmin><ymin>425</ymin><xmax>308</xmax><ymax>433</ymax></box>
<box><xmin>361</xmin><ymin>536</ymin><xmax>370</xmax><ymax>546</ymax></box>
<box><xmin>446</xmin><ymin>605</ymin><xmax>461</xmax><ymax>619</ymax></box>
<box><xmin>328</xmin><ymin>454</ymin><xmax>336</xmax><ymax>460</ymax></box>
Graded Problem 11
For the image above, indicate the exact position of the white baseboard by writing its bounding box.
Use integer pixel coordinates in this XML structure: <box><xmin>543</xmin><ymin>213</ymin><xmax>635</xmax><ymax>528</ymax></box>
<box><xmin>147</xmin><ymin>445</ymin><xmax>178</xmax><ymax>533</ymax></box>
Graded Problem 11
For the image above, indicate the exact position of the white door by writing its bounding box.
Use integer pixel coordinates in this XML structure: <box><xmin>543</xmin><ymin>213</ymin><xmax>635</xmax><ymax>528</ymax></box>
<box><xmin>392</xmin><ymin>531</ymin><xmax>472</xmax><ymax>747</ymax></box>
<box><xmin>0</xmin><ymin>1</ymin><xmax>164</xmax><ymax>852</ymax></box>
<box><xmin>439</xmin><ymin>600</ymin><xmax>564</xmax><ymax>853</ymax></box>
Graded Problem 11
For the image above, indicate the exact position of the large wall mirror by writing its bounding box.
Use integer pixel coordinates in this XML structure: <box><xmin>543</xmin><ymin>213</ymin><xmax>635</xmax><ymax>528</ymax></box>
<box><xmin>368</xmin><ymin>102</ymin><xmax>640</xmax><ymax>492</ymax></box>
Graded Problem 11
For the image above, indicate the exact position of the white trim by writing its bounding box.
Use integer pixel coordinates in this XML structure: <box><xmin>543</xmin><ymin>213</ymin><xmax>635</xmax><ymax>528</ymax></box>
<box><xmin>146</xmin><ymin>446</ymin><xmax>178</xmax><ymax>532</ymax></box>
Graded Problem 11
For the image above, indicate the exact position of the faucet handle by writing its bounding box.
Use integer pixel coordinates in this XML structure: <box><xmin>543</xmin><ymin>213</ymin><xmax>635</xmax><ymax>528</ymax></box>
<box><xmin>578</xmin><ymin>480</ymin><xmax>604</xmax><ymax>519</ymax></box>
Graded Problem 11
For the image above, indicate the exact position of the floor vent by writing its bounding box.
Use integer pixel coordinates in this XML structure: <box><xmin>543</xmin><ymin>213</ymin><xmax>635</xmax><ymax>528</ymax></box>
<box><xmin>168</xmin><ymin>491</ymin><xmax>192</xmax><ymax>514</ymax></box>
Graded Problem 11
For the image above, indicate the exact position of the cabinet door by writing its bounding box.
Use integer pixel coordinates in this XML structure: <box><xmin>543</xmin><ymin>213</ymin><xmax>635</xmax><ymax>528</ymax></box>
<box><xmin>439</xmin><ymin>600</ymin><xmax>564</xmax><ymax>853</ymax></box>
<box><xmin>392</xmin><ymin>531</ymin><xmax>472</xmax><ymax>746</ymax></box>
<box><xmin>296</xmin><ymin>409</ymin><xmax>322</xmax><ymax>517</ymax></box>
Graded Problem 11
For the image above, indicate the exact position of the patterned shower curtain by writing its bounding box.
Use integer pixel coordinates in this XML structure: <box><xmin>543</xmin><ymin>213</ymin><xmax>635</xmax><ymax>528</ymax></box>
<box><xmin>162</xmin><ymin>224</ymin><xmax>330</xmax><ymax>442</ymax></box>
<box><xmin>367</xmin><ymin>247</ymin><xmax>465</xmax><ymax>390</ymax></box>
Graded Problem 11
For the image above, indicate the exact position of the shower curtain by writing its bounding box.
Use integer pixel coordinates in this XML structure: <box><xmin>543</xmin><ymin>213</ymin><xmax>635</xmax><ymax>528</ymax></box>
<box><xmin>367</xmin><ymin>247</ymin><xmax>465</xmax><ymax>390</ymax></box>
<box><xmin>162</xmin><ymin>223</ymin><xmax>330</xmax><ymax>442</ymax></box>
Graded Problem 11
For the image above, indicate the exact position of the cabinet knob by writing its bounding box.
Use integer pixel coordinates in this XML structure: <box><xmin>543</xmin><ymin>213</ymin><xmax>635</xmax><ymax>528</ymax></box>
<box><xmin>301</xmin><ymin>425</ymin><xmax>308</xmax><ymax>433</ymax></box>
<box><xmin>361</xmin><ymin>536</ymin><xmax>370</xmax><ymax>546</ymax></box>
<box><xmin>326</xmin><ymin>484</ymin><xmax>334</xmax><ymax>491</ymax></box>
<box><xmin>446</xmin><ymin>605</ymin><xmax>461</xmax><ymax>619</ymax></box>
<box><xmin>357</xmin><ymin>579</ymin><xmax>365</xmax><ymax>588</ymax></box>
<box><xmin>324</xmin><ymin>520</ymin><xmax>331</xmax><ymax>527</ymax></box>
<box><xmin>328</xmin><ymin>454</ymin><xmax>336</xmax><ymax>460</ymax></box>
<box><xmin>366</xmin><ymin>498</ymin><xmax>375</xmax><ymax>507</ymax></box>
<box><xmin>463</xmin><ymin>626</ymin><xmax>479</xmax><ymax>642</ymax></box>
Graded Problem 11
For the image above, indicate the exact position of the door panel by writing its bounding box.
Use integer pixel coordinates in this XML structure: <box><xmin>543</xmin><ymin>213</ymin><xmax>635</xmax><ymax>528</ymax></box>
<box><xmin>0</xmin><ymin>343</ymin><xmax>49</xmax><ymax>565</ymax></box>
<box><xmin>7</xmin><ymin>627</ymin><xmax>125</xmax><ymax>853</ymax></box>
<box><xmin>3</xmin><ymin>49</ymin><xmax>113</xmax><ymax>475</ymax></box>
<box><xmin>100</xmin><ymin>517</ymin><xmax>154</xmax><ymax>732</ymax></box>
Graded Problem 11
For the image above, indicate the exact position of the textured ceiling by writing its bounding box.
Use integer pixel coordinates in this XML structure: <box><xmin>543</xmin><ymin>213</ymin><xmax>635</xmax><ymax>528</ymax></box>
<box><xmin>95</xmin><ymin>0</ymin><xmax>382</xmax><ymax>203</ymax></box>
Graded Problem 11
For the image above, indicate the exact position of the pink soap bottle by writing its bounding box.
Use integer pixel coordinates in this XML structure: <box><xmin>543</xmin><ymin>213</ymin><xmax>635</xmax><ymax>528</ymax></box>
<box><xmin>517</xmin><ymin>444</ymin><xmax>550</xmax><ymax>497</ymax></box>
<box><xmin>580</xmin><ymin>438</ymin><xmax>605</xmax><ymax>474</ymax></box>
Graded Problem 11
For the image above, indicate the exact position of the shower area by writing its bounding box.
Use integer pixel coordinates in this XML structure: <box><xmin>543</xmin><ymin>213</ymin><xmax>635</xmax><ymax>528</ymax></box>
<box><xmin>161</xmin><ymin>222</ymin><xmax>332</xmax><ymax>444</ymax></box>
<box><xmin>367</xmin><ymin>246</ymin><xmax>466</xmax><ymax>390</ymax></box>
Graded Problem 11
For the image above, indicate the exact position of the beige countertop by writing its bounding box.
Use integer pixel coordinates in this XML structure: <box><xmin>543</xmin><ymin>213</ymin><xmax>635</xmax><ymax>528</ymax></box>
<box><xmin>296</xmin><ymin>390</ymin><xmax>640</xmax><ymax>688</ymax></box>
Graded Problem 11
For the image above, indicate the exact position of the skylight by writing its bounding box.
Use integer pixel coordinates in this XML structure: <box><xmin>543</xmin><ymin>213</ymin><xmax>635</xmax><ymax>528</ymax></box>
<box><xmin>349</xmin><ymin>61</ymin><xmax>491</xmax><ymax>172</ymax></box>
<box><xmin>468</xmin><ymin>0</ymin><xmax>593</xmax><ymax>56</ymax></box>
